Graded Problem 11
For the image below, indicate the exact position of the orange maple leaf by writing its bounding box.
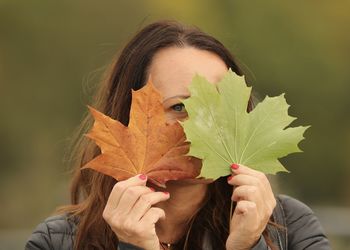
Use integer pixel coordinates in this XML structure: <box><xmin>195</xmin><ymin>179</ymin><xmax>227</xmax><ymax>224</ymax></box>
<box><xmin>82</xmin><ymin>81</ymin><xmax>200</xmax><ymax>186</ymax></box>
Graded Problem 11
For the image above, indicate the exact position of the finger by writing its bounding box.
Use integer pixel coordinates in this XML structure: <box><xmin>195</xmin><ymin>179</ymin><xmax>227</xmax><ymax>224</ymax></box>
<box><xmin>231</xmin><ymin>200</ymin><xmax>261</xmax><ymax>235</ymax></box>
<box><xmin>232</xmin><ymin>185</ymin><xmax>262</xmax><ymax>202</ymax></box>
<box><xmin>229</xmin><ymin>173</ymin><xmax>274</xmax><ymax>209</ymax></box>
<box><xmin>140</xmin><ymin>207</ymin><xmax>166</xmax><ymax>225</ymax></box>
<box><xmin>232</xmin><ymin>185</ymin><xmax>275</xmax><ymax>222</ymax></box>
<box><xmin>232</xmin><ymin>200</ymin><xmax>259</xmax><ymax>229</ymax></box>
<box><xmin>106</xmin><ymin>174</ymin><xmax>148</xmax><ymax>211</ymax></box>
<box><xmin>114</xmin><ymin>185</ymin><xmax>154</xmax><ymax>216</ymax></box>
<box><xmin>227</xmin><ymin>174</ymin><xmax>261</xmax><ymax>187</ymax></box>
<box><xmin>129</xmin><ymin>192</ymin><xmax>170</xmax><ymax>221</ymax></box>
<box><xmin>230</xmin><ymin>164</ymin><xmax>267</xmax><ymax>181</ymax></box>
<box><xmin>234</xmin><ymin>200</ymin><xmax>257</xmax><ymax>215</ymax></box>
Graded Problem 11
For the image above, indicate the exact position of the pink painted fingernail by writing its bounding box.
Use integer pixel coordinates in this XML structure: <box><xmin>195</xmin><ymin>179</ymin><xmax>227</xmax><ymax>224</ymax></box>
<box><xmin>139</xmin><ymin>174</ymin><xmax>147</xmax><ymax>180</ymax></box>
<box><xmin>149</xmin><ymin>187</ymin><xmax>155</xmax><ymax>192</ymax></box>
<box><xmin>231</xmin><ymin>163</ymin><xmax>239</xmax><ymax>170</ymax></box>
<box><xmin>227</xmin><ymin>175</ymin><xmax>233</xmax><ymax>181</ymax></box>
<box><xmin>163</xmin><ymin>191</ymin><xmax>169</xmax><ymax>195</ymax></box>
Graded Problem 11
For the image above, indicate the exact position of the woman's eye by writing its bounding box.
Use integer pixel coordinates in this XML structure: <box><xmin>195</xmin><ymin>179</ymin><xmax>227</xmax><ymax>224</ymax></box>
<box><xmin>171</xmin><ymin>103</ymin><xmax>186</xmax><ymax>112</ymax></box>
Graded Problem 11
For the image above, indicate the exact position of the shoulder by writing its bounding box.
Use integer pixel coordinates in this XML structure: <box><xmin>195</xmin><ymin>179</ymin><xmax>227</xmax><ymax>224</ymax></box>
<box><xmin>25</xmin><ymin>214</ymin><xmax>77</xmax><ymax>250</ymax></box>
<box><xmin>32</xmin><ymin>214</ymin><xmax>77</xmax><ymax>236</ymax></box>
<box><xmin>276</xmin><ymin>194</ymin><xmax>314</xmax><ymax>222</ymax></box>
<box><xmin>37</xmin><ymin>214</ymin><xmax>77</xmax><ymax>235</ymax></box>
<box><xmin>276</xmin><ymin>194</ymin><xmax>331</xmax><ymax>250</ymax></box>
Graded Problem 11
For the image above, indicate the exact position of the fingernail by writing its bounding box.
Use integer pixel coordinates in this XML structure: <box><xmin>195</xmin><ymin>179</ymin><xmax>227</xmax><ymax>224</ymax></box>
<box><xmin>163</xmin><ymin>191</ymin><xmax>169</xmax><ymax>195</ymax></box>
<box><xmin>139</xmin><ymin>174</ymin><xmax>147</xmax><ymax>180</ymax></box>
<box><xmin>227</xmin><ymin>175</ymin><xmax>233</xmax><ymax>181</ymax></box>
<box><xmin>231</xmin><ymin>163</ymin><xmax>239</xmax><ymax>170</ymax></box>
<box><xmin>149</xmin><ymin>187</ymin><xmax>155</xmax><ymax>192</ymax></box>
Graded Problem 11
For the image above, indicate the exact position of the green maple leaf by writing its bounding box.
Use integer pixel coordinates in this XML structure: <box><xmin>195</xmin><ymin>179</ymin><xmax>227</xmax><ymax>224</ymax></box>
<box><xmin>182</xmin><ymin>69</ymin><xmax>309</xmax><ymax>180</ymax></box>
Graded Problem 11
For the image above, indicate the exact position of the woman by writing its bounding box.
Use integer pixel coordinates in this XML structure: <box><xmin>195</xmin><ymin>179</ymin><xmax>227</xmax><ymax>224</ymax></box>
<box><xmin>25</xmin><ymin>20</ymin><xmax>330</xmax><ymax>250</ymax></box>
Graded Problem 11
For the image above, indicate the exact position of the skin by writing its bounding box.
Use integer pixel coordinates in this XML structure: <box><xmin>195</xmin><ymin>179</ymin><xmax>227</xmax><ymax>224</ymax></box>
<box><xmin>102</xmin><ymin>46</ymin><xmax>276</xmax><ymax>250</ymax></box>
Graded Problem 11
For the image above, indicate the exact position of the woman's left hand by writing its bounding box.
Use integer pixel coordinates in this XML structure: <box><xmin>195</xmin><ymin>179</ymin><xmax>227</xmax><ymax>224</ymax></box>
<box><xmin>225</xmin><ymin>164</ymin><xmax>276</xmax><ymax>250</ymax></box>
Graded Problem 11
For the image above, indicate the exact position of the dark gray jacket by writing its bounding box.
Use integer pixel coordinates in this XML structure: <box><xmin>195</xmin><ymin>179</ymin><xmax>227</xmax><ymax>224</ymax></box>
<box><xmin>25</xmin><ymin>195</ymin><xmax>331</xmax><ymax>250</ymax></box>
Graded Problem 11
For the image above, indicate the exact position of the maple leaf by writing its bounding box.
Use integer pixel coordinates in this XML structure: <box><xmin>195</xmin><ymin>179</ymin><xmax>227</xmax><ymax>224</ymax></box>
<box><xmin>182</xmin><ymin>69</ymin><xmax>309</xmax><ymax>180</ymax></box>
<box><xmin>82</xmin><ymin>82</ymin><xmax>200</xmax><ymax>187</ymax></box>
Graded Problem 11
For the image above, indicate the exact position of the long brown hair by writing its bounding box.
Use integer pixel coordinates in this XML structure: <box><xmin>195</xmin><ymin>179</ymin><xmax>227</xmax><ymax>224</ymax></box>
<box><xmin>59</xmin><ymin>20</ymin><xmax>276</xmax><ymax>249</ymax></box>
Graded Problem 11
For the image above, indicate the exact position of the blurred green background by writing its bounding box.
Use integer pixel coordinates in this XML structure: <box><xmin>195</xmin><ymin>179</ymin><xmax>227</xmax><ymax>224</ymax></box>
<box><xmin>1</xmin><ymin>0</ymin><xmax>349</xmax><ymax>249</ymax></box>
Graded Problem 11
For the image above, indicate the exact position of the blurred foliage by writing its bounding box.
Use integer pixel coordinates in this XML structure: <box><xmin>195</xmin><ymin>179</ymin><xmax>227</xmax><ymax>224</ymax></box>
<box><xmin>0</xmin><ymin>0</ymin><xmax>349</xmax><ymax>233</ymax></box>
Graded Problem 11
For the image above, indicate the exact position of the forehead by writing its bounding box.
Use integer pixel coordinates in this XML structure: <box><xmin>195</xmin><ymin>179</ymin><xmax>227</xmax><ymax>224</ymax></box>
<box><xmin>147</xmin><ymin>46</ymin><xmax>228</xmax><ymax>100</ymax></box>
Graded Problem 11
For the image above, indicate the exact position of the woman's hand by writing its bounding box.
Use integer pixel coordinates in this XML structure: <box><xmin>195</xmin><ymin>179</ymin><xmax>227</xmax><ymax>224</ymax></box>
<box><xmin>102</xmin><ymin>174</ymin><xmax>170</xmax><ymax>250</ymax></box>
<box><xmin>226</xmin><ymin>164</ymin><xmax>276</xmax><ymax>250</ymax></box>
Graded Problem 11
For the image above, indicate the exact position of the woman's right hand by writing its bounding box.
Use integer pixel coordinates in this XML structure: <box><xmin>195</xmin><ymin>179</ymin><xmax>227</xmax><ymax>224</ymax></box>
<box><xmin>102</xmin><ymin>174</ymin><xmax>170</xmax><ymax>250</ymax></box>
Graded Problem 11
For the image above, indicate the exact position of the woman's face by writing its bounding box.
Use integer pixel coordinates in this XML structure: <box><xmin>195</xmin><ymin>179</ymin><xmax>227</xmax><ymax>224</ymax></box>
<box><xmin>147</xmin><ymin>46</ymin><xmax>228</xmax><ymax>122</ymax></box>
<box><xmin>147</xmin><ymin>46</ymin><xmax>228</xmax><ymax>185</ymax></box>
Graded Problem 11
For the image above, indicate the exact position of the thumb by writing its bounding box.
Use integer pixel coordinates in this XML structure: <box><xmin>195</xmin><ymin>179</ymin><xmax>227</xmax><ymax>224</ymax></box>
<box><xmin>231</xmin><ymin>200</ymin><xmax>257</xmax><ymax>226</ymax></box>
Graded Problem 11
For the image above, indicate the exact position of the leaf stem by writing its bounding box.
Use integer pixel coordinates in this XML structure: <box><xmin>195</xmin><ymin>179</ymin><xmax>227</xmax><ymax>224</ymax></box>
<box><xmin>229</xmin><ymin>186</ymin><xmax>234</xmax><ymax>232</ymax></box>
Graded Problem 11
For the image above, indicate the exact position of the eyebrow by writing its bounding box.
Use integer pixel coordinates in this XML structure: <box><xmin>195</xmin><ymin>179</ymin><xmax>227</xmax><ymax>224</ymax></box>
<box><xmin>163</xmin><ymin>95</ymin><xmax>190</xmax><ymax>103</ymax></box>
